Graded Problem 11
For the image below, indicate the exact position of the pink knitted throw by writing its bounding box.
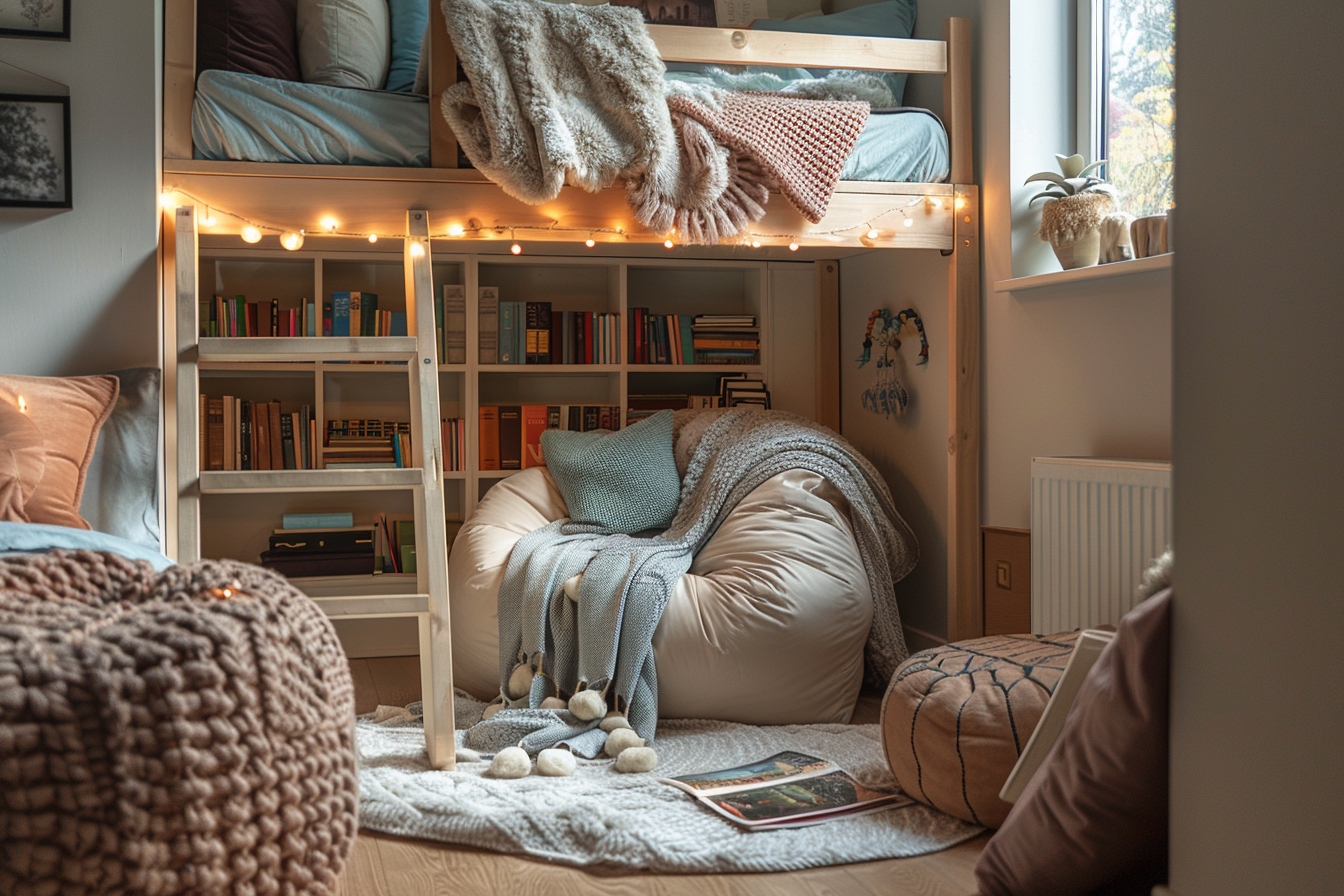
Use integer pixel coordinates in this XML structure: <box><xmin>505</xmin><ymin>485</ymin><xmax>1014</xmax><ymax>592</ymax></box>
<box><xmin>669</xmin><ymin>92</ymin><xmax>869</xmax><ymax>225</ymax></box>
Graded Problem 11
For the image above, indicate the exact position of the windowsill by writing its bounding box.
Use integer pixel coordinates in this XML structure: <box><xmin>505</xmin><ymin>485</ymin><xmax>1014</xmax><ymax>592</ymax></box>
<box><xmin>994</xmin><ymin>253</ymin><xmax>1172</xmax><ymax>294</ymax></box>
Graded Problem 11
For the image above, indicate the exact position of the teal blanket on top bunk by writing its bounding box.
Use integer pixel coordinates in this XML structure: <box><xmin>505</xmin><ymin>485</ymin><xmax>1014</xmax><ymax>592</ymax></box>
<box><xmin>192</xmin><ymin>68</ymin><xmax>949</xmax><ymax>182</ymax></box>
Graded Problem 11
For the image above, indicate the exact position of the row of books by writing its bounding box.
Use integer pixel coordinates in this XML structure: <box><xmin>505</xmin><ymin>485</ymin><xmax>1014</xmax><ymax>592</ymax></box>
<box><xmin>441</xmin><ymin>417</ymin><xmax>466</xmax><ymax>473</ymax></box>
<box><xmin>199</xmin><ymin>293</ymin><xmax>407</xmax><ymax>338</ymax></box>
<box><xmin>624</xmin><ymin>375</ymin><xmax>771</xmax><ymax>424</ymax></box>
<box><xmin>478</xmin><ymin>288</ymin><xmax>621</xmax><ymax>365</ymax></box>
<box><xmin>200</xmin><ymin>397</ymin><xmax>316</xmax><ymax>471</ymax></box>
<box><xmin>478</xmin><ymin>404</ymin><xmax>623</xmax><ymax>471</ymax></box>
<box><xmin>325</xmin><ymin>419</ymin><xmax>413</xmax><ymax>470</ymax></box>
<box><xmin>629</xmin><ymin>311</ymin><xmax>759</xmax><ymax>366</ymax></box>
<box><xmin>689</xmin><ymin>313</ymin><xmax>760</xmax><ymax>366</ymax></box>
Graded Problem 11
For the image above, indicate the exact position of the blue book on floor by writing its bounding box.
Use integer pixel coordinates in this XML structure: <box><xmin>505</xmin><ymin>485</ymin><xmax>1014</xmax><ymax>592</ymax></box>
<box><xmin>282</xmin><ymin>512</ymin><xmax>354</xmax><ymax>530</ymax></box>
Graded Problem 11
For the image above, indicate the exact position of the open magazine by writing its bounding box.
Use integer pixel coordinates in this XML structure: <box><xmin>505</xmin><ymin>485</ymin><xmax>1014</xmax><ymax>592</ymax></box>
<box><xmin>662</xmin><ymin>751</ymin><xmax>912</xmax><ymax>829</ymax></box>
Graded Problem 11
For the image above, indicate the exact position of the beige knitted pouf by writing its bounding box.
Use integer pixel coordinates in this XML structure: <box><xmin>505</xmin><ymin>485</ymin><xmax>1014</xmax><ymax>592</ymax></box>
<box><xmin>880</xmin><ymin>633</ymin><xmax>1079</xmax><ymax>828</ymax></box>
<box><xmin>0</xmin><ymin>552</ymin><xmax>359</xmax><ymax>895</ymax></box>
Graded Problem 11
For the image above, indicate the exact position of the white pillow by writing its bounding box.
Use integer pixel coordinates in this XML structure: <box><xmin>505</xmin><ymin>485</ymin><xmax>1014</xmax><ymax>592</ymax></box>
<box><xmin>297</xmin><ymin>0</ymin><xmax>392</xmax><ymax>90</ymax></box>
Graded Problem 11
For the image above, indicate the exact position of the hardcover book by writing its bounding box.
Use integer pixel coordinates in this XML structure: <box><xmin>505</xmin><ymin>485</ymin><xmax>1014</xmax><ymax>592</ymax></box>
<box><xmin>331</xmin><ymin>292</ymin><xmax>351</xmax><ymax>337</ymax></box>
<box><xmin>282</xmin><ymin>512</ymin><xmax>355</xmax><ymax>529</ymax></box>
<box><xmin>498</xmin><ymin>405</ymin><xmax>523</xmax><ymax>470</ymax></box>
<box><xmin>478</xmin><ymin>286</ymin><xmax>500</xmax><ymax>364</ymax></box>
<box><xmin>478</xmin><ymin>405</ymin><xmax>501</xmax><ymax>471</ymax></box>
<box><xmin>521</xmin><ymin>404</ymin><xmax>549</xmax><ymax>468</ymax></box>
<box><xmin>443</xmin><ymin>285</ymin><xmax>467</xmax><ymax>364</ymax></box>
<box><xmin>499</xmin><ymin>301</ymin><xmax>519</xmax><ymax>364</ymax></box>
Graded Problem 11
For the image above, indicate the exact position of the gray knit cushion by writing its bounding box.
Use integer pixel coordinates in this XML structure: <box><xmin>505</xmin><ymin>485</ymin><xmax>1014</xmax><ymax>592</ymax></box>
<box><xmin>541</xmin><ymin>409</ymin><xmax>679</xmax><ymax>534</ymax></box>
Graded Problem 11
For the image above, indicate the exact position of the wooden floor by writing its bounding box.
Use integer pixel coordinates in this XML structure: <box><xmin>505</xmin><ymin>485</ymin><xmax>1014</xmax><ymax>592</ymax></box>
<box><xmin>341</xmin><ymin>657</ymin><xmax>988</xmax><ymax>896</ymax></box>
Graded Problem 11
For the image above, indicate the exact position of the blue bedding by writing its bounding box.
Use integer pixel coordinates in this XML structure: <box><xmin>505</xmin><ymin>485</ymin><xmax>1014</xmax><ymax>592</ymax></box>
<box><xmin>192</xmin><ymin>69</ymin><xmax>949</xmax><ymax>183</ymax></box>
<box><xmin>0</xmin><ymin>522</ymin><xmax>174</xmax><ymax>571</ymax></box>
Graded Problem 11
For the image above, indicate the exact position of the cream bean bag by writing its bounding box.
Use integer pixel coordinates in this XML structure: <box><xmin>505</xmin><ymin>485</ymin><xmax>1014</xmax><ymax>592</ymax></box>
<box><xmin>449</xmin><ymin>467</ymin><xmax>874</xmax><ymax>724</ymax></box>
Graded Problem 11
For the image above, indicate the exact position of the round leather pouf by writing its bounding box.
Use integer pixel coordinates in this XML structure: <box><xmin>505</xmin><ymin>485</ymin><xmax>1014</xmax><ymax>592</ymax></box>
<box><xmin>880</xmin><ymin>633</ymin><xmax>1079</xmax><ymax>827</ymax></box>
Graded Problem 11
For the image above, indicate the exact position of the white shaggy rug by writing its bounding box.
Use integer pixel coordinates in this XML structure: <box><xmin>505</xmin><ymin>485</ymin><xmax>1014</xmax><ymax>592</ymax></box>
<box><xmin>356</xmin><ymin>693</ymin><xmax>982</xmax><ymax>872</ymax></box>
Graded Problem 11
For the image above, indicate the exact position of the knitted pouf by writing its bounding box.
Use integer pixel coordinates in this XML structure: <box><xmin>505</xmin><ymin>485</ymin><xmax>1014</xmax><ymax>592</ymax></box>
<box><xmin>0</xmin><ymin>551</ymin><xmax>358</xmax><ymax>895</ymax></box>
<box><xmin>880</xmin><ymin>633</ymin><xmax>1079</xmax><ymax>828</ymax></box>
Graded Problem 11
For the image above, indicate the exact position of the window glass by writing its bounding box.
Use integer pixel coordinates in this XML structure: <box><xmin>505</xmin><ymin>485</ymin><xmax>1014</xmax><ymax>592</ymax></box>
<box><xmin>1102</xmin><ymin>0</ymin><xmax>1175</xmax><ymax>216</ymax></box>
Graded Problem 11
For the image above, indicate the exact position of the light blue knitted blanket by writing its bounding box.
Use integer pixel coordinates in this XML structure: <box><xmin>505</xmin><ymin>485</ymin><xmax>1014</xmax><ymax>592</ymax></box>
<box><xmin>465</xmin><ymin>409</ymin><xmax>918</xmax><ymax>758</ymax></box>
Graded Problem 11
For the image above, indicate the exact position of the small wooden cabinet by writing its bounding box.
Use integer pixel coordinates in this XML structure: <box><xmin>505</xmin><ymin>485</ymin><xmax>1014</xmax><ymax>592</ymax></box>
<box><xmin>981</xmin><ymin>526</ymin><xmax>1031</xmax><ymax>636</ymax></box>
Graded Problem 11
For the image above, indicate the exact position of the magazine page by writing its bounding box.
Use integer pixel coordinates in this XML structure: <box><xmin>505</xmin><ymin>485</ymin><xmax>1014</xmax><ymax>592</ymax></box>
<box><xmin>695</xmin><ymin>770</ymin><xmax>909</xmax><ymax>829</ymax></box>
<box><xmin>663</xmin><ymin>751</ymin><xmax>835</xmax><ymax>797</ymax></box>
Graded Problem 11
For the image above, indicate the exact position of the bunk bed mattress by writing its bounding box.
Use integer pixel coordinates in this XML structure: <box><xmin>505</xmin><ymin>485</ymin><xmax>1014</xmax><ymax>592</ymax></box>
<box><xmin>192</xmin><ymin>70</ymin><xmax>949</xmax><ymax>182</ymax></box>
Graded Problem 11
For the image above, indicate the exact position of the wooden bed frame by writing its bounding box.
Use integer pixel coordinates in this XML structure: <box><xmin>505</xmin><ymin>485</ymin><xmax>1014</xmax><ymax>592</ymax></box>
<box><xmin>161</xmin><ymin>2</ymin><xmax>983</xmax><ymax>656</ymax></box>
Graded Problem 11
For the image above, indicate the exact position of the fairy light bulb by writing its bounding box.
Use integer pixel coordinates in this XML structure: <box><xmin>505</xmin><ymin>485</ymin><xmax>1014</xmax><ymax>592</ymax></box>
<box><xmin>903</xmin><ymin>218</ymin><xmax>914</xmax><ymax>228</ymax></box>
<box><xmin>280</xmin><ymin>230</ymin><xmax>305</xmax><ymax>251</ymax></box>
<box><xmin>788</xmin><ymin>242</ymin><xmax>799</xmax><ymax>252</ymax></box>
<box><xmin>511</xmin><ymin>241</ymin><xmax>523</xmax><ymax>255</ymax></box>
<box><xmin>954</xmin><ymin>196</ymin><xmax>966</xmax><ymax>210</ymax></box>
<box><xmin>663</xmin><ymin>239</ymin><xmax>674</xmax><ymax>249</ymax></box>
<box><xmin>201</xmin><ymin>207</ymin><xmax>217</xmax><ymax>227</ymax></box>
<box><xmin>447</xmin><ymin>223</ymin><xmax>465</xmax><ymax>237</ymax></box>
<box><xmin>367</xmin><ymin>233</ymin><xmax>378</xmax><ymax>243</ymax></box>
<box><xmin>241</xmin><ymin>226</ymin><xmax>262</xmax><ymax>244</ymax></box>
<box><xmin>585</xmin><ymin>235</ymin><xmax>596</xmax><ymax>248</ymax></box>
<box><xmin>750</xmin><ymin>239</ymin><xmax>761</xmax><ymax>249</ymax></box>
<box><xmin>866</xmin><ymin>226</ymin><xmax>880</xmax><ymax>240</ymax></box>
<box><xmin>320</xmin><ymin>216</ymin><xmax>339</xmax><ymax>232</ymax></box>
<box><xmin>158</xmin><ymin>192</ymin><xmax>175</xmax><ymax>209</ymax></box>
<box><xmin>930</xmin><ymin>198</ymin><xmax>943</xmax><ymax>209</ymax></box>
<box><xmin>16</xmin><ymin>396</ymin><xmax>27</xmax><ymax>414</ymax></box>
<box><xmin>409</xmin><ymin>240</ymin><xmax>426</xmax><ymax>258</ymax></box>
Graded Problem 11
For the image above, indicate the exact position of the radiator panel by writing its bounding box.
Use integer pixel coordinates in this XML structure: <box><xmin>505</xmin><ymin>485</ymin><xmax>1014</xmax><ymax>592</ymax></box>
<box><xmin>1030</xmin><ymin>458</ymin><xmax>1172</xmax><ymax>633</ymax></box>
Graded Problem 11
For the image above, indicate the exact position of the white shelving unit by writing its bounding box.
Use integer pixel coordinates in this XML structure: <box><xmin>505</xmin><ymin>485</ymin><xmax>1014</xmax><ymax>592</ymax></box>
<box><xmin>169</xmin><ymin>219</ymin><xmax>818</xmax><ymax>760</ymax></box>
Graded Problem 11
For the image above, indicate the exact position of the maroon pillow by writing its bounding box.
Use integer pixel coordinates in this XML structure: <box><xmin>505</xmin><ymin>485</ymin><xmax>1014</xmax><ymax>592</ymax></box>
<box><xmin>974</xmin><ymin>589</ymin><xmax>1171</xmax><ymax>896</ymax></box>
<box><xmin>197</xmin><ymin>0</ymin><xmax>301</xmax><ymax>83</ymax></box>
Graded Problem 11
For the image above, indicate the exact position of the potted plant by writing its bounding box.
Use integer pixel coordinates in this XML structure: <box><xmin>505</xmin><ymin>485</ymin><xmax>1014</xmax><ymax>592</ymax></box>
<box><xmin>1027</xmin><ymin>154</ymin><xmax>1119</xmax><ymax>270</ymax></box>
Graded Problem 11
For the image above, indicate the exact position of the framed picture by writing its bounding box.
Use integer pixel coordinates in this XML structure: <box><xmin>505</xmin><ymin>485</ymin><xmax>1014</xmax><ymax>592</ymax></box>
<box><xmin>0</xmin><ymin>94</ymin><xmax>72</xmax><ymax>208</ymax></box>
<box><xmin>0</xmin><ymin>0</ymin><xmax>70</xmax><ymax>40</ymax></box>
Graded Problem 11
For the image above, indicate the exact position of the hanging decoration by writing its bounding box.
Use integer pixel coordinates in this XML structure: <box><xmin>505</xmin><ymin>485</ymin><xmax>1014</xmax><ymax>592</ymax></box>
<box><xmin>856</xmin><ymin>308</ymin><xmax>928</xmax><ymax>419</ymax></box>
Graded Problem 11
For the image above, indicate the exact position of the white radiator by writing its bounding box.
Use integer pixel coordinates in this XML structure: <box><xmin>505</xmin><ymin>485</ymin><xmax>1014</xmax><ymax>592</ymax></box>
<box><xmin>1030</xmin><ymin>457</ymin><xmax>1173</xmax><ymax>633</ymax></box>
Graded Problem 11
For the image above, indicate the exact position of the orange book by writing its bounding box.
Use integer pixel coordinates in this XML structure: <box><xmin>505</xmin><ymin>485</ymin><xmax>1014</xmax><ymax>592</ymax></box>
<box><xmin>522</xmin><ymin>405</ymin><xmax>549</xmax><ymax>468</ymax></box>
<box><xmin>478</xmin><ymin>405</ymin><xmax>500</xmax><ymax>471</ymax></box>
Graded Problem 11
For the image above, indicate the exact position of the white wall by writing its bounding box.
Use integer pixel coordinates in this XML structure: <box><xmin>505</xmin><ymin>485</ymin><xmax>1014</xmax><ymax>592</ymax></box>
<box><xmin>1170</xmin><ymin>1</ymin><xmax>1344</xmax><ymax>891</ymax></box>
<box><xmin>0</xmin><ymin>1</ymin><xmax>161</xmax><ymax>376</ymax></box>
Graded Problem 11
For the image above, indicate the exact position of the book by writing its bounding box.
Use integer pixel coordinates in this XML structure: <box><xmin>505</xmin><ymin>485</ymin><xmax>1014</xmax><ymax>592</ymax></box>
<box><xmin>282</xmin><ymin>512</ymin><xmax>355</xmax><ymax>530</ymax></box>
<box><xmin>663</xmin><ymin>751</ymin><xmax>910</xmax><ymax>829</ymax></box>
<box><xmin>525</xmin><ymin>301</ymin><xmax>552</xmax><ymax>364</ymax></box>
<box><xmin>280</xmin><ymin>411</ymin><xmax>296</xmax><ymax>470</ymax></box>
<box><xmin>332</xmin><ymin>292</ymin><xmax>351</xmax><ymax>337</ymax></box>
<box><xmin>349</xmin><ymin>292</ymin><xmax>362</xmax><ymax>337</ymax></box>
<box><xmin>478</xmin><ymin>286</ymin><xmax>500</xmax><ymax>364</ymax></box>
<box><xmin>498</xmin><ymin>405</ymin><xmax>522</xmax><ymax>470</ymax></box>
<box><xmin>357</xmin><ymin>292</ymin><xmax>378</xmax><ymax>336</ymax></box>
<box><xmin>443</xmin><ymin>285</ymin><xmax>466</xmax><ymax>364</ymax></box>
<box><xmin>999</xmin><ymin>628</ymin><xmax>1117</xmax><ymax>803</ymax></box>
<box><xmin>268</xmin><ymin>402</ymin><xmax>284</xmax><ymax>470</ymax></box>
<box><xmin>255</xmin><ymin>402</ymin><xmax>272</xmax><ymax>471</ymax></box>
<box><xmin>205</xmin><ymin>397</ymin><xmax>225</xmax><ymax>471</ymax></box>
<box><xmin>521</xmin><ymin>404</ymin><xmax>549</xmax><ymax>468</ymax></box>
<box><xmin>478</xmin><ymin>405</ymin><xmax>501</xmax><ymax>471</ymax></box>
<box><xmin>268</xmin><ymin>528</ymin><xmax>375</xmax><ymax>554</ymax></box>
<box><xmin>259</xmin><ymin>549</ymin><xmax>376</xmax><ymax>578</ymax></box>
<box><xmin>499</xmin><ymin>301</ymin><xmax>520</xmax><ymax>364</ymax></box>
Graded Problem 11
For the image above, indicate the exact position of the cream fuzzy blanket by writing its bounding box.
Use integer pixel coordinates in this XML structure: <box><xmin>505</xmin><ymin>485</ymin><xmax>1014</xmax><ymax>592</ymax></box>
<box><xmin>438</xmin><ymin>0</ymin><xmax>869</xmax><ymax>243</ymax></box>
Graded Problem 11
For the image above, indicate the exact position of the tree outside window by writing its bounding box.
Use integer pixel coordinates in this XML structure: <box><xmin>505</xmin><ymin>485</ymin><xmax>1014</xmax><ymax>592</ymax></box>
<box><xmin>1102</xmin><ymin>0</ymin><xmax>1175</xmax><ymax>218</ymax></box>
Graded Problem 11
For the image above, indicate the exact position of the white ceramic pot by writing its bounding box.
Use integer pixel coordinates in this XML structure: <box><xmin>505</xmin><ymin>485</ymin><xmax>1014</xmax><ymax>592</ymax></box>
<box><xmin>1050</xmin><ymin>227</ymin><xmax>1101</xmax><ymax>270</ymax></box>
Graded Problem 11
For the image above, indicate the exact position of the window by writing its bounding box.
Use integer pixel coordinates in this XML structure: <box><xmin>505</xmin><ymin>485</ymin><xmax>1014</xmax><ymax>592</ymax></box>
<box><xmin>1079</xmin><ymin>0</ymin><xmax>1175</xmax><ymax>217</ymax></box>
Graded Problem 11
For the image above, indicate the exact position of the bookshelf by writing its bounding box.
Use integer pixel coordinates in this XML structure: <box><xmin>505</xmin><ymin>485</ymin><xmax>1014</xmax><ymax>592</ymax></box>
<box><xmin>170</xmin><ymin>217</ymin><xmax>820</xmax><ymax>763</ymax></box>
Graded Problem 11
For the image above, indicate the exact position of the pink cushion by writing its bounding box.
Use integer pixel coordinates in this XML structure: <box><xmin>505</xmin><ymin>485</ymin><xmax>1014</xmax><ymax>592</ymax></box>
<box><xmin>0</xmin><ymin>398</ymin><xmax>46</xmax><ymax>521</ymax></box>
<box><xmin>974</xmin><ymin>589</ymin><xmax>1171</xmax><ymax>896</ymax></box>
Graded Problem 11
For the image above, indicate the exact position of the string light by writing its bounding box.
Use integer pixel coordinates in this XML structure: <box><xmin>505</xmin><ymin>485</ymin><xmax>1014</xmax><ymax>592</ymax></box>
<box><xmin>954</xmin><ymin>196</ymin><xmax>966</xmax><ymax>210</ymax></box>
<box><xmin>446</xmin><ymin>223</ymin><xmax>465</xmax><ymax>237</ymax></box>
<box><xmin>241</xmin><ymin>226</ymin><xmax>262</xmax><ymax>244</ymax></box>
<box><xmin>903</xmin><ymin>218</ymin><xmax>914</xmax><ymax>228</ymax></box>
<box><xmin>663</xmin><ymin>238</ymin><xmax>674</xmax><ymax>249</ymax></box>
<box><xmin>158</xmin><ymin>192</ymin><xmax>175</xmax><ymax>209</ymax></box>
<box><xmin>409</xmin><ymin>240</ymin><xmax>426</xmax><ymax>258</ymax></box>
<box><xmin>585</xmin><ymin>233</ymin><xmax>596</xmax><ymax>248</ymax></box>
<box><xmin>865</xmin><ymin>226</ymin><xmax>880</xmax><ymax>240</ymax></box>
<box><xmin>280</xmin><ymin>230</ymin><xmax>305</xmax><ymax>251</ymax></box>
<box><xmin>789</xmin><ymin>242</ymin><xmax>799</xmax><ymax>252</ymax></box>
<box><xmin>201</xmin><ymin>207</ymin><xmax>217</xmax><ymax>227</ymax></box>
<box><xmin>510</xmin><ymin>230</ymin><xmax>523</xmax><ymax>254</ymax></box>
<box><xmin>367</xmin><ymin>233</ymin><xmax>378</xmax><ymax>243</ymax></box>
<box><xmin>750</xmin><ymin>239</ymin><xmax>761</xmax><ymax>249</ymax></box>
<box><xmin>320</xmin><ymin>216</ymin><xmax>339</xmax><ymax>232</ymax></box>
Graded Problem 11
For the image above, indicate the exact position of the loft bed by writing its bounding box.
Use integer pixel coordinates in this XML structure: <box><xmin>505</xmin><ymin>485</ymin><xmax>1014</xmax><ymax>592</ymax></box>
<box><xmin>159</xmin><ymin>3</ymin><xmax>984</xmax><ymax>759</ymax></box>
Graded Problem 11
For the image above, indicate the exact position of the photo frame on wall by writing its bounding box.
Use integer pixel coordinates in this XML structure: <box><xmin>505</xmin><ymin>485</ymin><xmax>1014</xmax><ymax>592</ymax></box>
<box><xmin>0</xmin><ymin>0</ymin><xmax>70</xmax><ymax>40</ymax></box>
<box><xmin>0</xmin><ymin>93</ymin><xmax>72</xmax><ymax>208</ymax></box>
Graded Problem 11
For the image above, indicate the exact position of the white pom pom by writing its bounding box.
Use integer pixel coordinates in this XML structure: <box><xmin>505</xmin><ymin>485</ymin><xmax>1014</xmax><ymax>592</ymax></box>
<box><xmin>488</xmin><ymin>746</ymin><xmax>532</xmax><ymax>779</ymax></box>
<box><xmin>569</xmin><ymin>689</ymin><xmax>606</xmax><ymax>721</ymax></box>
<box><xmin>536</xmin><ymin>748</ymin><xmax>578</xmax><ymax>777</ymax></box>
<box><xmin>562</xmin><ymin>573</ymin><xmax>583</xmax><ymax>600</ymax></box>
<box><xmin>614</xmin><ymin>746</ymin><xmax>657</xmax><ymax>773</ymax></box>
<box><xmin>599</xmin><ymin>711</ymin><xmax>632</xmax><ymax>732</ymax></box>
<box><xmin>482</xmin><ymin>702</ymin><xmax>503</xmax><ymax>720</ymax></box>
<box><xmin>602</xmin><ymin>727</ymin><xmax>646</xmax><ymax>758</ymax></box>
<box><xmin>540</xmin><ymin>696</ymin><xmax>567</xmax><ymax>710</ymax></box>
<box><xmin>506</xmin><ymin>663</ymin><xmax>534</xmax><ymax>700</ymax></box>
<box><xmin>455</xmin><ymin>748</ymin><xmax>484</xmax><ymax>763</ymax></box>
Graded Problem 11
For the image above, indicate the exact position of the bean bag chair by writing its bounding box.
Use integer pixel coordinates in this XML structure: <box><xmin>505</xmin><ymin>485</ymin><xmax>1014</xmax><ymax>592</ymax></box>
<box><xmin>449</xmin><ymin>466</ymin><xmax>875</xmax><ymax>724</ymax></box>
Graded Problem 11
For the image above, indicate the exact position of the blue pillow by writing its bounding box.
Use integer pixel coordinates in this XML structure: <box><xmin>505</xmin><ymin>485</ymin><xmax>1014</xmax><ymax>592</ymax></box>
<box><xmin>540</xmin><ymin>410</ymin><xmax>680</xmax><ymax>535</ymax></box>
<box><xmin>752</xmin><ymin>1</ymin><xmax>918</xmax><ymax>106</ymax></box>
<box><xmin>0</xmin><ymin>522</ymin><xmax>174</xmax><ymax>571</ymax></box>
<box><xmin>386</xmin><ymin>0</ymin><xmax>429</xmax><ymax>93</ymax></box>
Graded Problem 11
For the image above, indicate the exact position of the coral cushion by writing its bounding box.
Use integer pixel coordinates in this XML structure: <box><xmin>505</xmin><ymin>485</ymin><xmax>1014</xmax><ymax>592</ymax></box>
<box><xmin>880</xmin><ymin>633</ymin><xmax>1079</xmax><ymax>827</ymax></box>
<box><xmin>0</xmin><ymin>399</ymin><xmax>46</xmax><ymax>521</ymax></box>
<box><xmin>0</xmin><ymin>375</ymin><xmax>118</xmax><ymax>530</ymax></box>
<box><xmin>974</xmin><ymin>590</ymin><xmax>1171</xmax><ymax>895</ymax></box>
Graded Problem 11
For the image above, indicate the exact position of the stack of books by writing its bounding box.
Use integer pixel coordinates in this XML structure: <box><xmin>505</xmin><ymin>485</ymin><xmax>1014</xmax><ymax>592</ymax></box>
<box><xmin>625</xmin><ymin>393</ymin><xmax>722</xmax><ymax>425</ymax></box>
<box><xmin>629</xmin><ymin>308</ymin><xmax>694</xmax><ymax>365</ymax></box>
<box><xmin>324</xmin><ymin>419</ymin><xmax>413</xmax><ymax>469</ymax></box>
<box><xmin>442</xmin><ymin>417</ymin><xmax>466</xmax><ymax>472</ymax></box>
<box><xmin>721</xmin><ymin>374</ymin><xmax>770</xmax><ymax>409</ymax></box>
<box><xmin>478</xmin><ymin>404</ymin><xmax>622</xmax><ymax>471</ymax></box>
<box><xmin>200</xmin><ymin>396</ymin><xmax>316</xmax><ymax>471</ymax></box>
<box><xmin>200</xmin><ymin>292</ymin><xmax>407</xmax><ymax>338</ymax></box>
<box><xmin>259</xmin><ymin>512</ymin><xmax>377</xmax><ymax>578</ymax></box>
<box><xmin>478</xmin><ymin>287</ymin><xmax>620</xmax><ymax>365</ymax></box>
<box><xmin>692</xmin><ymin>314</ymin><xmax>760</xmax><ymax>365</ymax></box>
